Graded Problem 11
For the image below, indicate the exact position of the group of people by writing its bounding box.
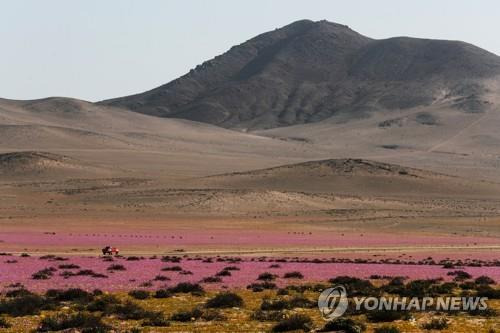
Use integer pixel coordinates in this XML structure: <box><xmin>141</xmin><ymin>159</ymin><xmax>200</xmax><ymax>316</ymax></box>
<box><xmin>101</xmin><ymin>245</ymin><xmax>119</xmax><ymax>255</ymax></box>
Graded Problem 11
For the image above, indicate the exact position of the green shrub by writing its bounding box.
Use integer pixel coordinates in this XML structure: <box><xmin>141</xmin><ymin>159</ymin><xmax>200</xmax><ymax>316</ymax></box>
<box><xmin>283</xmin><ymin>271</ymin><xmax>304</xmax><ymax>279</ymax></box>
<box><xmin>261</xmin><ymin>299</ymin><xmax>290</xmax><ymax>311</ymax></box>
<box><xmin>251</xmin><ymin>310</ymin><xmax>285</xmax><ymax>321</ymax></box>
<box><xmin>107</xmin><ymin>264</ymin><xmax>126</xmax><ymax>271</ymax></box>
<box><xmin>367</xmin><ymin>310</ymin><xmax>410</xmax><ymax>322</ymax></box>
<box><xmin>161</xmin><ymin>265</ymin><xmax>183</xmax><ymax>271</ymax></box>
<box><xmin>170</xmin><ymin>308</ymin><xmax>203</xmax><ymax>322</ymax></box>
<box><xmin>45</xmin><ymin>288</ymin><xmax>93</xmax><ymax>302</ymax></box>
<box><xmin>318</xmin><ymin>317</ymin><xmax>366</xmax><ymax>333</ymax></box>
<box><xmin>201</xmin><ymin>276</ymin><xmax>222</xmax><ymax>283</ymax></box>
<box><xmin>154</xmin><ymin>289</ymin><xmax>172</xmax><ymax>298</ymax></box>
<box><xmin>374</xmin><ymin>325</ymin><xmax>400</xmax><ymax>333</ymax></box>
<box><xmin>168</xmin><ymin>282</ymin><xmax>204</xmax><ymax>295</ymax></box>
<box><xmin>32</xmin><ymin>267</ymin><xmax>56</xmax><ymax>280</ymax></box>
<box><xmin>201</xmin><ymin>309</ymin><xmax>226</xmax><ymax>321</ymax></box>
<box><xmin>0</xmin><ymin>294</ymin><xmax>51</xmax><ymax>316</ymax></box>
<box><xmin>128</xmin><ymin>290</ymin><xmax>150</xmax><ymax>300</ymax></box>
<box><xmin>37</xmin><ymin>311</ymin><xmax>110</xmax><ymax>332</ymax></box>
<box><xmin>477</xmin><ymin>286</ymin><xmax>500</xmax><ymax>299</ymax></box>
<box><xmin>215</xmin><ymin>270</ymin><xmax>232</xmax><ymax>277</ymax></box>
<box><xmin>475</xmin><ymin>276</ymin><xmax>496</xmax><ymax>285</ymax></box>
<box><xmin>247</xmin><ymin>282</ymin><xmax>277</xmax><ymax>292</ymax></box>
<box><xmin>289</xmin><ymin>295</ymin><xmax>315</xmax><ymax>308</ymax></box>
<box><xmin>0</xmin><ymin>317</ymin><xmax>11</xmax><ymax>328</ymax></box>
<box><xmin>421</xmin><ymin>318</ymin><xmax>449</xmax><ymax>330</ymax></box>
<box><xmin>105</xmin><ymin>300</ymin><xmax>157</xmax><ymax>320</ymax></box>
<box><xmin>142</xmin><ymin>313</ymin><xmax>170</xmax><ymax>327</ymax></box>
<box><xmin>329</xmin><ymin>276</ymin><xmax>376</xmax><ymax>296</ymax></box>
<box><xmin>58</xmin><ymin>264</ymin><xmax>80</xmax><ymax>269</ymax></box>
<box><xmin>86</xmin><ymin>294</ymin><xmax>121</xmax><ymax>312</ymax></box>
<box><xmin>206</xmin><ymin>292</ymin><xmax>243</xmax><ymax>308</ymax></box>
<box><xmin>5</xmin><ymin>288</ymin><xmax>33</xmax><ymax>298</ymax></box>
<box><xmin>271</xmin><ymin>314</ymin><xmax>313</xmax><ymax>332</ymax></box>
<box><xmin>258</xmin><ymin>272</ymin><xmax>277</xmax><ymax>281</ymax></box>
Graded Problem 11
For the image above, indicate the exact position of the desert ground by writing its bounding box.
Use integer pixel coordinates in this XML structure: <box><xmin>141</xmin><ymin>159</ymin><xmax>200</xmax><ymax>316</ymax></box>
<box><xmin>0</xmin><ymin>95</ymin><xmax>499</xmax><ymax>331</ymax></box>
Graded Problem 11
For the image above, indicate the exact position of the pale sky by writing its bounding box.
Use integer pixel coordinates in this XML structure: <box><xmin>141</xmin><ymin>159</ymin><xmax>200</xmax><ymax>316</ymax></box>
<box><xmin>1</xmin><ymin>0</ymin><xmax>499</xmax><ymax>102</ymax></box>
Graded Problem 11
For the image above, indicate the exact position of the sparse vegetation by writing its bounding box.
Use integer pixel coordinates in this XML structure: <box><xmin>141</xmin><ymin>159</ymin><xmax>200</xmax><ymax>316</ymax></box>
<box><xmin>271</xmin><ymin>314</ymin><xmax>313</xmax><ymax>332</ymax></box>
<box><xmin>318</xmin><ymin>318</ymin><xmax>366</xmax><ymax>333</ymax></box>
<box><xmin>37</xmin><ymin>312</ymin><xmax>110</xmax><ymax>332</ymax></box>
<box><xmin>128</xmin><ymin>289</ymin><xmax>150</xmax><ymax>300</ymax></box>
<box><xmin>206</xmin><ymin>292</ymin><xmax>243</xmax><ymax>308</ymax></box>
<box><xmin>421</xmin><ymin>318</ymin><xmax>449</xmax><ymax>330</ymax></box>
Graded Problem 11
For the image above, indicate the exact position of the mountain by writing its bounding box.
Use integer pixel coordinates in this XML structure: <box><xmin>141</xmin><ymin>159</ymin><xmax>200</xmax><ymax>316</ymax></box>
<box><xmin>101</xmin><ymin>19</ymin><xmax>500</xmax><ymax>130</ymax></box>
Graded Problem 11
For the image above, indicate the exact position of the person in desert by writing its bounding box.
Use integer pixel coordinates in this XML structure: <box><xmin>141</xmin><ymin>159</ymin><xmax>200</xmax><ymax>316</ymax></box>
<box><xmin>102</xmin><ymin>246</ymin><xmax>119</xmax><ymax>256</ymax></box>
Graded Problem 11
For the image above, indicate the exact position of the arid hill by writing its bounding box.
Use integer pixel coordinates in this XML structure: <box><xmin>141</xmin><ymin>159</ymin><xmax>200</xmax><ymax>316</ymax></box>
<box><xmin>101</xmin><ymin>20</ymin><xmax>500</xmax><ymax>130</ymax></box>
<box><xmin>201</xmin><ymin>158</ymin><xmax>500</xmax><ymax>197</ymax></box>
<box><xmin>0</xmin><ymin>151</ymin><xmax>110</xmax><ymax>179</ymax></box>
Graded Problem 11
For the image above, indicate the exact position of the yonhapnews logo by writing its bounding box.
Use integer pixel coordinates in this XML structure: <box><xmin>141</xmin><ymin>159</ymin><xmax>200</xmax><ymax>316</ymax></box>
<box><xmin>318</xmin><ymin>285</ymin><xmax>488</xmax><ymax>321</ymax></box>
<box><xmin>317</xmin><ymin>285</ymin><xmax>348</xmax><ymax>320</ymax></box>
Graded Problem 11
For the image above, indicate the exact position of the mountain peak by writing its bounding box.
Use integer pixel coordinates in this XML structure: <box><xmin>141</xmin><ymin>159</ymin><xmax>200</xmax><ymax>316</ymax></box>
<box><xmin>101</xmin><ymin>20</ymin><xmax>500</xmax><ymax>130</ymax></box>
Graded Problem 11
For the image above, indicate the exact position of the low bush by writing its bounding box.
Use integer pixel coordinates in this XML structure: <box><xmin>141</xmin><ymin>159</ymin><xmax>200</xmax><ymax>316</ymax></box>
<box><xmin>271</xmin><ymin>314</ymin><xmax>313</xmax><ymax>332</ymax></box>
<box><xmin>58</xmin><ymin>264</ymin><xmax>80</xmax><ymax>269</ymax></box>
<box><xmin>45</xmin><ymin>288</ymin><xmax>93</xmax><ymax>302</ymax></box>
<box><xmin>107</xmin><ymin>264</ymin><xmax>126</xmax><ymax>271</ymax></box>
<box><xmin>477</xmin><ymin>285</ymin><xmax>500</xmax><ymax>299</ymax></box>
<box><xmin>5</xmin><ymin>288</ymin><xmax>33</xmax><ymax>298</ymax></box>
<box><xmin>447</xmin><ymin>270</ymin><xmax>472</xmax><ymax>281</ymax></box>
<box><xmin>258</xmin><ymin>272</ymin><xmax>277</xmax><ymax>281</ymax></box>
<box><xmin>374</xmin><ymin>325</ymin><xmax>400</xmax><ymax>333</ymax></box>
<box><xmin>161</xmin><ymin>265</ymin><xmax>183</xmax><ymax>271</ymax></box>
<box><xmin>475</xmin><ymin>276</ymin><xmax>496</xmax><ymax>285</ymax></box>
<box><xmin>0</xmin><ymin>317</ymin><xmax>11</xmax><ymax>328</ymax></box>
<box><xmin>261</xmin><ymin>299</ymin><xmax>290</xmax><ymax>311</ymax></box>
<box><xmin>467</xmin><ymin>307</ymin><xmax>497</xmax><ymax>317</ymax></box>
<box><xmin>32</xmin><ymin>267</ymin><xmax>57</xmax><ymax>280</ymax></box>
<box><xmin>105</xmin><ymin>300</ymin><xmax>157</xmax><ymax>320</ymax></box>
<box><xmin>170</xmin><ymin>308</ymin><xmax>203</xmax><ymax>322</ymax></box>
<box><xmin>161</xmin><ymin>256</ymin><xmax>181</xmax><ymax>263</ymax></box>
<box><xmin>142</xmin><ymin>313</ymin><xmax>170</xmax><ymax>327</ymax></box>
<box><xmin>86</xmin><ymin>294</ymin><xmax>121</xmax><ymax>312</ymax></box>
<box><xmin>421</xmin><ymin>318</ymin><xmax>449</xmax><ymax>330</ymax></box>
<box><xmin>37</xmin><ymin>312</ymin><xmax>110</xmax><ymax>332</ymax></box>
<box><xmin>289</xmin><ymin>295</ymin><xmax>315</xmax><ymax>308</ymax></box>
<box><xmin>367</xmin><ymin>310</ymin><xmax>410</xmax><ymax>322</ymax></box>
<box><xmin>128</xmin><ymin>290</ymin><xmax>150</xmax><ymax>300</ymax></box>
<box><xmin>168</xmin><ymin>282</ymin><xmax>204</xmax><ymax>295</ymax></box>
<box><xmin>283</xmin><ymin>271</ymin><xmax>304</xmax><ymax>279</ymax></box>
<box><xmin>0</xmin><ymin>294</ymin><xmax>51</xmax><ymax>316</ymax></box>
<box><xmin>329</xmin><ymin>276</ymin><xmax>375</xmax><ymax>296</ymax></box>
<box><xmin>251</xmin><ymin>309</ymin><xmax>285</xmax><ymax>321</ymax></box>
<box><xmin>200</xmin><ymin>309</ymin><xmax>226</xmax><ymax>321</ymax></box>
<box><xmin>206</xmin><ymin>292</ymin><xmax>243</xmax><ymax>308</ymax></box>
<box><xmin>153</xmin><ymin>289</ymin><xmax>172</xmax><ymax>299</ymax></box>
<box><xmin>74</xmin><ymin>269</ymin><xmax>108</xmax><ymax>278</ymax></box>
<box><xmin>318</xmin><ymin>317</ymin><xmax>366</xmax><ymax>333</ymax></box>
<box><xmin>215</xmin><ymin>270</ymin><xmax>232</xmax><ymax>277</ymax></box>
<box><xmin>247</xmin><ymin>282</ymin><xmax>277</xmax><ymax>292</ymax></box>
<box><xmin>153</xmin><ymin>275</ymin><xmax>170</xmax><ymax>281</ymax></box>
<box><xmin>201</xmin><ymin>276</ymin><xmax>222</xmax><ymax>283</ymax></box>
<box><xmin>223</xmin><ymin>266</ymin><xmax>240</xmax><ymax>271</ymax></box>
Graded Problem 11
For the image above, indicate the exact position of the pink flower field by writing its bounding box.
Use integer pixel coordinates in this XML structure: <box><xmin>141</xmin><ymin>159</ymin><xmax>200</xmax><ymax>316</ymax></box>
<box><xmin>1</xmin><ymin>254</ymin><xmax>498</xmax><ymax>292</ymax></box>
<box><xmin>0</xmin><ymin>230</ymin><xmax>497</xmax><ymax>248</ymax></box>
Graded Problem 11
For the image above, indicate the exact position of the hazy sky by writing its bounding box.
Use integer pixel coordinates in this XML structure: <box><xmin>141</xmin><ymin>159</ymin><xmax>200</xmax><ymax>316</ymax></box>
<box><xmin>1</xmin><ymin>0</ymin><xmax>499</xmax><ymax>102</ymax></box>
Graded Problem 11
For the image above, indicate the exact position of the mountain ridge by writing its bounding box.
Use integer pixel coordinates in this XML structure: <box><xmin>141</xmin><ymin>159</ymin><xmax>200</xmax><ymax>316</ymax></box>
<box><xmin>100</xmin><ymin>19</ymin><xmax>500</xmax><ymax>130</ymax></box>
